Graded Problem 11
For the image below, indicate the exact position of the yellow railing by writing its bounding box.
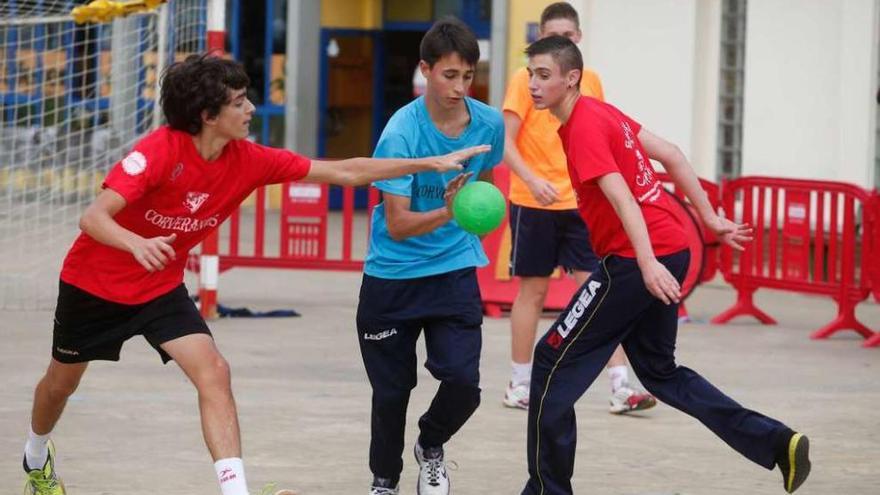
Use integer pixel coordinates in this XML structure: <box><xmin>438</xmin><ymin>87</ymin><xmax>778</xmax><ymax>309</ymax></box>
<box><xmin>71</xmin><ymin>0</ymin><xmax>167</xmax><ymax>24</ymax></box>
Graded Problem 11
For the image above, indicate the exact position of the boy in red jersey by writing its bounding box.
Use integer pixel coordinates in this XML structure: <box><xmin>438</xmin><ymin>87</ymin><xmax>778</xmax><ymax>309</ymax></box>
<box><xmin>501</xmin><ymin>1</ymin><xmax>654</xmax><ymax>416</ymax></box>
<box><xmin>20</xmin><ymin>54</ymin><xmax>487</xmax><ymax>495</ymax></box>
<box><xmin>519</xmin><ymin>36</ymin><xmax>810</xmax><ymax>495</ymax></box>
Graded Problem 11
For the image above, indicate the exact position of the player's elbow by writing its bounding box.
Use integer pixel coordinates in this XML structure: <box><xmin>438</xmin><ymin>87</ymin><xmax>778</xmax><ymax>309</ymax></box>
<box><xmin>337</xmin><ymin>166</ymin><xmax>362</xmax><ymax>187</ymax></box>
<box><xmin>339</xmin><ymin>170</ymin><xmax>362</xmax><ymax>187</ymax></box>
<box><xmin>78</xmin><ymin>208</ymin><xmax>97</xmax><ymax>235</ymax></box>
<box><xmin>659</xmin><ymin>143</ymin><xmax>686</xmax><ymax>169</ymax></box>
<box><xmin>313</xmin><ymin>160</ymin><xmax>360</xmax><ymax>186</ymax></box>
<box><xmin>385</xmin><ymin>219</ymin><xmax>408</xmax><ymax>242</ymax></box>
<box><xmin>387</xmin><ymin>226</ymin><xmax>407</xmax><ymax>242</ymax></box>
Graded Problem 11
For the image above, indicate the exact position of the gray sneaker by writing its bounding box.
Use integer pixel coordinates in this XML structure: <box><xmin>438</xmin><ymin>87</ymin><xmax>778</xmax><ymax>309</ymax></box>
<box><xmin>414</xmin><ymin>443</ymin><xmax>450</xmax><ymax>495</ymax></box>
<box><xmin>369</xmin><ymin>477</ymin><xmax>399</xmax><ymax>495</ymax></box>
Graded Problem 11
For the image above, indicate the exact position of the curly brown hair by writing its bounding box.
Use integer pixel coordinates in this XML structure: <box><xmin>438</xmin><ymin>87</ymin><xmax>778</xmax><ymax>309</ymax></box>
<box><xmin>159</xmin><ymin>53</ymin><xmax>250</xmax><ymax>135</ymax></box>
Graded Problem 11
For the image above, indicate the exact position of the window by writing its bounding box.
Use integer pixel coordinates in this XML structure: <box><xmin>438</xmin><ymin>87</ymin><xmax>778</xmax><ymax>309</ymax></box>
<box><xmin>717</xmin><ymin>0</ymin><xmax>747</xmax><ymax>180</ymax></box>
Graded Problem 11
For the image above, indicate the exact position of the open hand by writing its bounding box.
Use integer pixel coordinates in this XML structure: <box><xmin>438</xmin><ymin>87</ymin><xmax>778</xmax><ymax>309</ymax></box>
<box><xmin>639</xmin><ymin>257</ymin><xmax>681</xmax><ymax>305</ymax></box>
<box><xmin>704</xmin><ymin>214</ymin><xmax>753</xmax><ymax>251</ymax></box>
<box><xmin>444</xmin><ymin>172</ymin><xmax>474</xmax><ymax>218</ymax></box>
<box><xmin>431</xmin><ymin>145</ymin><xmax>492</xmax><ymax>173</ymax></box>
<box><xmin>526</xmin><ymin>176</ymin><xmax>559</xmax><ymax>206</ymax></box>
<box><xmin>131</xmin><ymin>233</ymin><xmax>177</xmax><ymax>272</ymax></box>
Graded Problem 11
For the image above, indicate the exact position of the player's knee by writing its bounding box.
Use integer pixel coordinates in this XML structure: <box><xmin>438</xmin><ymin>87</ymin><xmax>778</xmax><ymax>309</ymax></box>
<box><xmin>44</xmin><ymin>366</ymin><xmax>83</xmax><ymax>398</ymax></box>
<box><xmin>629</xmin><ymin>362</ymin><xmax>679</xmax><ymax>400</ymax></box>
<box><xmin>196</xmin><ymin>355</ymin><xmax>232</xmax><ymax>392</ymax></box>
<box><xmin>440</xmin><ymin>380</ymin><xmax>481</xmax><ymax>411</ymax></box>
<box><xmin>518</xmin><ymin>282</ymin><xmax>549</xmax><ymax>307</ymax></box>
<box><xmin>632</xmin><ymin>358</ymin><xmax>677</xmax><ymax>382</ymax></box>
<box><xmin>45</xmin><ymin>373</ymin><xmax>80</xmax><ymax>399</ymax></box>
<box><xmin>373</xmin><ymin>387</ymin><xmax>411</xmax><ymax>410</ymax></box>
<box><xmin>431</xmin><ymin>364</ymin><xmax>479</xmax><ymax>389</ymax></box>
<box><xmin>536</xmin><ymin>399</ymin><xmax>572</xmax><ymax>428</ymax></box>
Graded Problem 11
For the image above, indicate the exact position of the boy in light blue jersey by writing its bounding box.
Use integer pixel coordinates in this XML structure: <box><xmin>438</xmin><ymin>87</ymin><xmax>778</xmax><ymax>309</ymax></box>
<box><xmin>356</xmin><ymin>18</ymin><xmax>504</xmax><ymax>495</ymax></box>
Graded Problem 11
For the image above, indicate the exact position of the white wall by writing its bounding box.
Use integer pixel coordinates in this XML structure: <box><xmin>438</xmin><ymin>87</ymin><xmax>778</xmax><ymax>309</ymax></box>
<box><xmin>690</xmin><ymin>0</ymin><xmax>722</xmax><ymax>181</ymax></box>
<box><xmin>742</xmin><ymin>0</ymin><xmax>879</xmax><ymax>187</ymax></box>
<box><xmin>576</xmin><ymin>0</ymin><xmax>720</xmax><ymax>179</ymax></box>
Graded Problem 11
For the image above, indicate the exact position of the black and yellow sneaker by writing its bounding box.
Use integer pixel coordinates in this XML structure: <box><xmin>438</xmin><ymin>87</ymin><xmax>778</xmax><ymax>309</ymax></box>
<box><xmin>776</xmin><ymin>430</ymin><xmax>811</xmax><ymax>493</ymax></box>
<box><xmin>23</xmin><ymin>440</ymin><xmax>66</xmax><ymax>495</ymax></box>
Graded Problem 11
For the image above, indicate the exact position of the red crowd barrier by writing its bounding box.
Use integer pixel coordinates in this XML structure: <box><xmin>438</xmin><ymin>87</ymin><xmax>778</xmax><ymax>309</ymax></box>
<box><xmin>194</xmin><ymin>183</ymin><xmax>379</xmax><ymax>317</ymax></box>
<box><xmin>477</xmin><ymin>167</ymin><xmax>578</xmax><ymax>317</ymax></box>
<box><xmin>194</xmin><ymin>168</ymin><xmax>723</xmax><ymax>320</ymax></box>
<box><xmin>194</xmin><ymin>170</ymin><xmax>879</xmax><ymax>349</ymax></box>
<box><xmin>711</xmin><ymin>176</ymin><xmax>879</xmax><ymax>346</ymax></box>
<box><xmin>863</xmin><ymin>193</ymin><xmax>880</xmax><ymax>347</ymax></box>
<box><xmin>477</xmin><ymin>168</ymin><xmax>720</xmax><ymax>318</ymax></box>
<box><xmin>216</xmin><ymin>183</ymin><xmax>380</xmax><ymax>272</ymax></box>
<box><xmin>656</xmin><ymin>173</ymin><xmax>723</xmax><ymax>320</ymax></box>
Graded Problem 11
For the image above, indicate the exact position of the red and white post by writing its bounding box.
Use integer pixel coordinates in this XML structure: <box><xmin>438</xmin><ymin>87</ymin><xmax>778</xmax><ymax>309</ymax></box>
<box><xmin>198</xmin><ymin>0</ymin><xmax>227</xmax><ymax>319</ymax></box>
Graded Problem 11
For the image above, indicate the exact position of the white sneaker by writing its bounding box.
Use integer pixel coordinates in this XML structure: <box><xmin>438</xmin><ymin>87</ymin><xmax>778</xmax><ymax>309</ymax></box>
<box><xmin>609</xmin><ymin>382</ymin><xmax>657</xmax><ymax>414</ymax></box>
<box><xmin>503</xmin><ymin>381</ymin><xmax>529</xmax><ymax>410</ymax></box>
<box><xmin>369</xmin><ymin>477</ymin><xmax>399</xmax><ymax>495</ymax></box>
<box><xmin>414</xmin><ymin>442</ymin><xmax>450</xmax><ymax>495</ymax></box>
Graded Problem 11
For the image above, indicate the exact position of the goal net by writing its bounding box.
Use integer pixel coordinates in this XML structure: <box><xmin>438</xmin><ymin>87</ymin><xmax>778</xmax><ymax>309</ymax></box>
<box><xmin>0</xmin><ymin>0</ymin><xmax>208</xmax><ymax>309</ymax></box>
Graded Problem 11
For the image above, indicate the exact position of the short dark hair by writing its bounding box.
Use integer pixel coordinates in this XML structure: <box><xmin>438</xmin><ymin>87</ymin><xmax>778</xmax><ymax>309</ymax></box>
<box><xmin>160</xmin><ymin>53</ymin><xmax>250</xmax><ymax>135</ymax></box>
<box><xmin>525</xmin><ymin>35</ymin><xmax>584</xmax><ymax>84</ymax></box>
<box><xmin>419</xmin><ymin>16</ymin><xmax>480</xmax><ymax>68</ymax></box>
<box><xmin>541</xmin><ymin>2</ymin><xmax>580</xmax><ymax>30</ymax></box>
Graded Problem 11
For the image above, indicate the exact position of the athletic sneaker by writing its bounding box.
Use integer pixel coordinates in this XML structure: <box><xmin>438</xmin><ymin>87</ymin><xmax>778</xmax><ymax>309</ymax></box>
<box><xmin>414</xmin><ymin>442</ymin><xmax>450</xmax><ymax>495</ymax></box>
<box><xmin>503</xmin><ymin>381</ymin><xmax>530</xmax><ymax>410</ymax></box>
<box><xmin>609</xmin><ymin>382</ymin><xmax>657</xmax><ymax>414</ymax></box>
<box><xmin>369</xmin><ymin>477</ymin><xmax>400</xmax><ymax>495</ymax></box>
<box><xmin>257</xmin><ymin>483</ymin><xmax>298</xmax><ymax>495</ymax></box>
<box><xmin>776</xmin><ymin>430</ymin><xmax>811</xmax><ymax>493</ymax></box>
<box><xmin>22</xmin><ymin>440</ymin><xmax>65</xmax><ymax>495</ymax></box>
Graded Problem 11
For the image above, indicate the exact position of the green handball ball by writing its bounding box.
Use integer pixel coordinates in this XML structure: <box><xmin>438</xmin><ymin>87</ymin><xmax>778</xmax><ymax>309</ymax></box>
<box><xmin>452</xmin><ymin>181</ymin><xmax>506</xmax><ymax>236</ymax></box>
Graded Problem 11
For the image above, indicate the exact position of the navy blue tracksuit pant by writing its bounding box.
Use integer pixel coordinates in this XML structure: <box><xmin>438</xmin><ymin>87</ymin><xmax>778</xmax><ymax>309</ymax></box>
<box><xmin>522</xmin><ymin>250</ymin><xmax>790</xmax><ymax>495</ymax></box>
<box><xmin>357</xmin><ymin>267</ymin><xmax>483</xmax><ymax>483</ymax></box>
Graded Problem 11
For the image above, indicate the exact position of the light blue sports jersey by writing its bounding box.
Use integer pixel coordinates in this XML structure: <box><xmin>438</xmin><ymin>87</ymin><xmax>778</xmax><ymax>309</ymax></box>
<box><xmin>364</xmin><ymin>95</ymin><xmax>505</xmax><ymax>279</ymax></box>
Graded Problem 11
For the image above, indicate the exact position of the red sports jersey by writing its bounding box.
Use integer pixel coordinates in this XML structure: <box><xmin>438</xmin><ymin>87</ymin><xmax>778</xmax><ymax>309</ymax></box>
<box><xmin>558</xmin><ymin>96</ymin><xmax>687</xmax><ymax>259</ymax></box>
<box><xmin>61</xmin><ymin>126</ymin><xmax>311</xmax><ymax>304</ymax></box>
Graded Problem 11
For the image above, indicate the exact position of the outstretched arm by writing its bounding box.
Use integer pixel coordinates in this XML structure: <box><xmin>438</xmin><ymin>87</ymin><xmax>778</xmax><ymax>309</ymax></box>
<box><xmin>639</xmin><ymin>128</ymin><xmax>752</xmax><ymax>250</ymax></box>
<box><xmin>80</xmin><ymin>189</ymin><xmax>177</xmax><ymax>272</ymax></box>
<box><xmin>596</xmin><ymin>172</ymin><xmax>681</xmax><ymax>305</ymax></box>
<box><xmin>303</xmin><ymin>145</ymin><xmax>491</xmax><ymax>186</ymax></box>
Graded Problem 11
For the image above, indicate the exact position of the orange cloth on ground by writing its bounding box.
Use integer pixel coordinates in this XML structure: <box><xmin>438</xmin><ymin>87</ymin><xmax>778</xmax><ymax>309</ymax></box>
<box><xmin>502</xmin><ymin>66</ymin><xmax>604</xmax><ymax>210</ymax></box>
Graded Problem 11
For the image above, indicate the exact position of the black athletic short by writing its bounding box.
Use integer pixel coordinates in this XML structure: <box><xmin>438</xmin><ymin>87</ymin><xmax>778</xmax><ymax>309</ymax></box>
<box><xmin>52</xmin><ymin>280</ymin><xmax>211</xmax><ymax>364</ymax></box>
<box><xmin>508</xmin><ymin>203</ymin><xmax>600</xmax><ymax>277</ymax></box>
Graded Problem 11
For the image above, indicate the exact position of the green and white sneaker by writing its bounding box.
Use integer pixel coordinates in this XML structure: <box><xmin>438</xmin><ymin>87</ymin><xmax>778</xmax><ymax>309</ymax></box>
<box><xmin>257</xmin><ymin>483</ymin><xmax>298</xmax><ymax>495</ymax></box>
<box><xmin>23</xmin><ymin>440</ymin><xmax>65</xmax><ymax>495</ymax></box>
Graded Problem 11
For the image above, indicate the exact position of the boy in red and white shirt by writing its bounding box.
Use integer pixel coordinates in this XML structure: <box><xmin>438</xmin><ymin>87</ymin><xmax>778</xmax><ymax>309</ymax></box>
<box><xmin>519</xmin><ymin>36</ymin><xmax>811</xmax><ymax>495</ymax></box>
<box><xmin>21</xmin><ymin>54</ymin><xmax>487</xmax><ymax>495</ymax></box>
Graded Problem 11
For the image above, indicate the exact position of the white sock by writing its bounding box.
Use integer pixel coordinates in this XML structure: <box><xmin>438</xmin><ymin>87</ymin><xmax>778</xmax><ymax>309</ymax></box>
<box><xmin>215</xmin><ymin>457</ymin><xmax>249</xmax><ymax>495</ymax></box>
<box><xmin>511</xmin><ymin>361</ymin><xmax>532</xmax><ymax>386</ymax></box>
<box><xmin>608</xmin><ymin>365</ymin><xmax>629</xmax><ymax>393</ymax></box>
<box><xmin>24</xmin><ymin>428</ymin><xmax>50</xmax><ymax>471</ymax></box>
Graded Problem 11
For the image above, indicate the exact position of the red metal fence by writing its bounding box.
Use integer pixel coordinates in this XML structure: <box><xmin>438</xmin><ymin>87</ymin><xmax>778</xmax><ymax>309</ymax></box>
<box><xmin>191</xmin><ymin>172</ymin><xmax>880</xmax><ymax>348</ymax></box>
<box><xmin>711</xmin><ymin>177</ymin><xmax>879</xmax><ymax>346</ymax></box>
<box><xmin>477</xmin><ymin>169</ymin><xmax>719</xmax><ymax>319</ymax></box>
<box><xmin>193</xmin><ymin>183</ymin><xmax>379</xmax><ymax>317</ymax></box>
